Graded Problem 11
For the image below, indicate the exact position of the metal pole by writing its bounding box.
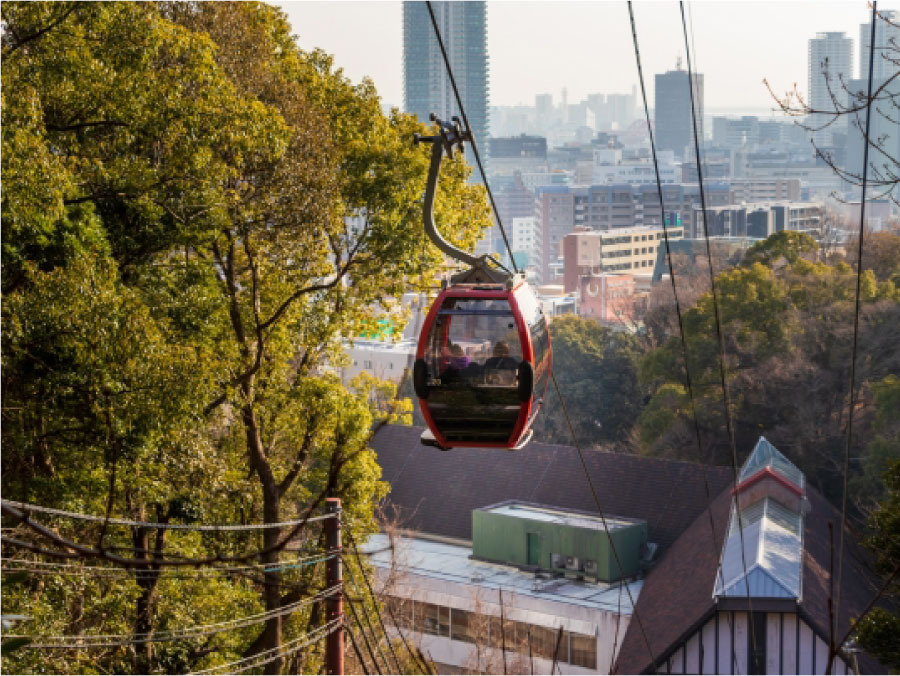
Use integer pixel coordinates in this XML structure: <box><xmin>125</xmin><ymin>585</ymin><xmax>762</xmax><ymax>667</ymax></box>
<box><xmin>326</xmin><ymin>498</ymin><xmax>344</xmax><ymax>675</ymax></box>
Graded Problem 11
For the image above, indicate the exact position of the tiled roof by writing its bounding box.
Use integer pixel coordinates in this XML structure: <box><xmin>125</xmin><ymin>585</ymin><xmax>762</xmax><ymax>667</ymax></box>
<box><xmin>614</xmin><ymin>486</ymin><xmax>885</xmax><ymax>674</ymax></box>
<box><xmin>370</xmin><ymin>424</ymin><xmax>733</xmax><ymax>553</ymax></box>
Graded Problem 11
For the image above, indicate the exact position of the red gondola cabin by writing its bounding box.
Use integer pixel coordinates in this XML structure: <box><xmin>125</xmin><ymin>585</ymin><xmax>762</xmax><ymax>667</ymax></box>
<box><xmin>413</xmin><ymin>279</ymin><xmax>551</xmax><ymax>449</ymax></box>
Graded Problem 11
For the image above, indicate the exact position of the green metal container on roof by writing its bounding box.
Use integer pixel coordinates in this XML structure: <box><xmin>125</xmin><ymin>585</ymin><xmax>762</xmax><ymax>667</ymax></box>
<box><xmin>472</xmin><ymin>501</ymin><xmax>648</xmax><ymax>583</ymax></box>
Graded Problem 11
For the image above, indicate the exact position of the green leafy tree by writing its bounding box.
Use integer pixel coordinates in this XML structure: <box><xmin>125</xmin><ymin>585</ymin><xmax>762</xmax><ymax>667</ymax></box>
<box><xmin>2</xmin><ymin>2</ymin><xmax>491</xmax><ymax>673</ymax></box>
<box><xmin>854</xmin><ymin>460</ymin><xmax>900</xmax><ymax>672</ymax></box>
<box><xmin>534</xmin><ymin>315</ymin><xmax>644</xmax><ymax>448</ymax></box>
<box><xmin>639</xmin><ymin>234</ymin><xmax>900</xmax><ymax>501</ymax></box>
<box><xmin>742</xmin><ymin>230</ymin><xmax>818</xmax><ymax>267</ymax></box>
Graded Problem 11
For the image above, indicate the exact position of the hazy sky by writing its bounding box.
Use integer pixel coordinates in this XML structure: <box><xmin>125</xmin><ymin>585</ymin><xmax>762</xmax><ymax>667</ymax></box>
<box><xmin>279</xmin><ymin>2</ymin><xmax>889</xmax><ymax>113</ymax></box>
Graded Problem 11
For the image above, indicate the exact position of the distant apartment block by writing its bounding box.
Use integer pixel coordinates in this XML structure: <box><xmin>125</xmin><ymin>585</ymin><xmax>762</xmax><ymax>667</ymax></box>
<box><xmin>729</xmin><ymin>178</ymin><xmax>801</xmax><ymax>203</ymax></box>
<box><xmin>846</xmin><ymin>76</ymin><xmax>900</xmax><ymax>200</ymax></box>
<box><xmin>859</xmin><ymin>10</ymin><xmax>899</xmax><ymax>81</ymax></box>
<box><xmin>403</xmin><ymin>1</ymin><xmax>488</xmax><ymax>168</ymax></box>
<box><xmin>655</xmin><ymin>63</ymin><xmax>704</xmax><ymax>159</ymax></box>
<box><xmin>487</xmin><ymin>135</ymin><xmax>548</xmax><ymax>175</ymax></box>
<box><xmin>691</xmin><ymin>202</ymin><xmax>824</xmax><ymax>239</ymax></box>
<box><xmin>536</xmin><ymin>184</ymin><xmax>728</xmax><ymax>282</ymax></box>
<box><xmin>592</xmin><ymin>147</ymin><xmax>678</xmax><ymax>185</ymax></box>
<box><xmin>562</xmin><ymin>225</ymin><xmax>684</xmax><ymax>292</ymax></box>
<box><xmin>511</xmin><ymin>216</ymin><xmax>542</xmax><ymax>272</ymax></box>
<box><xmin>807</xmin><ymin>32</ymin><xmax>853</xmax><ymax>148</ymax></box>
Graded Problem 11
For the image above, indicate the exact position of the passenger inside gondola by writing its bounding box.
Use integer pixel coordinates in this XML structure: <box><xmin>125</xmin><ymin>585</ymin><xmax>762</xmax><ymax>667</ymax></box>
<box><xmin>423</xmin><ymin>296</ymin><xmax>526</xmax><ymax>443</ymax></box>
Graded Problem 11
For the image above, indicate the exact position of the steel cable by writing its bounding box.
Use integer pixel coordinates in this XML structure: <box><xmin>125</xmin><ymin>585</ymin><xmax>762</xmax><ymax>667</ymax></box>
<box><xmin>423</xmin><ymin>0</ymin><xmax>519</xmax><ymax>273</ymax></box>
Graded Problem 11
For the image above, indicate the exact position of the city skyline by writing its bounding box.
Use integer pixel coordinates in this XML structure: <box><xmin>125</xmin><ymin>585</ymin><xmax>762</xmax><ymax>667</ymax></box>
<box><xmin>279</xmin><ymin>1</ymin><xmax>890</xmax><ymax>114</ymax></box>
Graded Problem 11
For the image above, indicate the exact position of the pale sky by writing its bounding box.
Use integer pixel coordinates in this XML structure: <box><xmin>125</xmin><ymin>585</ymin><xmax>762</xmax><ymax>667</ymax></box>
<box><xmin>279</xmin><ymin>1</ymin><xmax>889</xmax><ymax>113</ymax></box>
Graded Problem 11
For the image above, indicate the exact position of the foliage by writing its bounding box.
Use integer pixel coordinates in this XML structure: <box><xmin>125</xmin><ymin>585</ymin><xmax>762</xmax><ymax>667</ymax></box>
<box><xmin>533</xmin><ymin>315</ymin><xmax>644</xmax><ymax>447</ymax></box>
<box><xmin>637</xmin><ymin>232</ymin><xmax>900</xmax><ymax>503</ymax></box>
<box><xmin>854</xmin><ymin>459</ymin><xmax>900</xmax><ymax>672</ymax></box>
<box><xmin>742</xmin><ymin>231</ymin><xmax>818</xmax><ymax>267</ymax></box>
<box><xmin>1</xmin><ymin>1</ymin><xmax>491</xmax><ymax>673</ymax></box>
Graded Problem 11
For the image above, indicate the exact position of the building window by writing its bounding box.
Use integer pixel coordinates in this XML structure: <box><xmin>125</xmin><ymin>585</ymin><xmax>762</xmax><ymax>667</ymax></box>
<box><xmin>570</xmin><ymin>633</ymin><xmax>597</xmax><ymax>669</ymax></box>
<box><xmin>422</xmin><ymin>602</ymin><xmax>450</xmax><ymax>637</ymax></box>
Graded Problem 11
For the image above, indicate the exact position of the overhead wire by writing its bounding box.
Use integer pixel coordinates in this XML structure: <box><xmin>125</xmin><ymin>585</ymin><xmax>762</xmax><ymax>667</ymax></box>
<box><xmin>5</xmin><ymin>584</ymin><xmax>342</xmax><ymax>649</ymax></box>
<box><xmin>189</xmin><ymin>617</ymin><xmax>342</xmax><ymax>675</ymax></box>
<box><xmin>678</xmin><ymin>0</ymin><xmax>758</xmax><ymax>661</ymax></box>
<box><xmin>832</xmin><ymin>3</ymin><xmax>879</xmax><ymax>672</ymax></box>
<box><xmin>0</xmin><ymin>553</ymin><xmax>335</xmax><ymax>578</ymax></box>
<box><xmin>345</xmin><ymin>529</ymin><xmax>429</xmax><ymax>675</ymax></box>
<box><xmin>550</xmin><ymin>372</ymin><xmax>657</xmax><ymax>672</ymax></box>
<box><xmin>423</xmin><ymin>0</ymin><xmax>519</xmax><ymax>274</ymax></box>
<box><xmin>626</xmin><ymin>0</ymin><xmax>727</xmax><ymax>581</ymax></box>
<box><xmin>346</xmin><ymin>622</ymin><xmax>373</xmax><ymax>676</ymax></box>
<box><xmin>343</xmin><ymin>588</ymin><xmax>386</xmax><ymax>675</ymax></box>
<box><xmin>0</xmin><ymin>499</ymin><xmax>335</xmax><ymax>531</ymax></box>
<box><xmin>341</xmin><ymin>550</ymin><xmax>404</xmax><ymax>674</ymax></box>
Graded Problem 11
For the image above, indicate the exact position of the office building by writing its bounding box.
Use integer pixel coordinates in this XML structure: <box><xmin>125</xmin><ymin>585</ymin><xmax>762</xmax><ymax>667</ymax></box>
<box><xmin>403</xmin><ymin>1</ymin><xmax>489</xmax><ymax>168</ymax></box>
<box><xmin>654</xmin><ymin>62</ymin><xmax>704</xmax><ymax>159</ymax></box>
<box><xmin>859</xmin><ymin>10</ymin><xmax>899</xmax><ymax>80</ymax></box>
<box><xmin>562</xmin><ymin>225</ymin><xmax>684</xmax><ymax>292</ymax></box>
<box><xmin>807</xmin><ymin>32</ymin><xmax>853</xmax><ymax>148</ymax></box>
<box><xmin>845</xmin><ymin>76</ymin><xmax>900</xmax><ymax>200</ymax></box>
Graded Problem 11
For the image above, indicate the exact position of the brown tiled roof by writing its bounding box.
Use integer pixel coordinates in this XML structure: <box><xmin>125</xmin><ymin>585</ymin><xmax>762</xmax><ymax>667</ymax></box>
<box><xmin>613</xmin><ymin>488</ymin><xmax>731</xmax><ymax>674</ymax></box>
<box><xmin>371</xmin><ymin>424</ymin><xmax>733</xmax><ymax>553</ymax></box>
<box><xmin>613</xmin><ymin>485</ymin><xmax>886</xmax><ymax>674</ymax></box>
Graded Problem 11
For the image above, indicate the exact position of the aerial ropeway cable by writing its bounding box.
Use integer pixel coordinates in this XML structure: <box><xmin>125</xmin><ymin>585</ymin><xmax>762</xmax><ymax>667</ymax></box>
<box><xmin>411</xmin><ymin>116</ymin><xmax>552</xmax><ymax>451</ymax></box>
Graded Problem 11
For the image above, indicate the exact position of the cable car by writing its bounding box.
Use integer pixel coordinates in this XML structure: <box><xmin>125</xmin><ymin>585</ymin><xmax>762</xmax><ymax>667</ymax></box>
<box><xmin>411</xmin><ymin>117</ymin><xmax>552</xmax><ymax>450</ymax></box>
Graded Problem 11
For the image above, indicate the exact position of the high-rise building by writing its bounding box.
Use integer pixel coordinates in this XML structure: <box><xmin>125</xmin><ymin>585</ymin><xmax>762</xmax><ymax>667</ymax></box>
<box><xmin>654</xmin><ymin>61</ymin><xmax>704</xmax><ymax>160</ymax></box>
<box><xmin>403</xmin><ymin>1</ymin><xmax>489</xmax><ymax>169</ymax></box>
<box><xmin>859</xmin><ymin>10</ymin><xmax>899</xmax><ymax>80</ymax></box>
<box><xmin>807</xmin><ymin>32</ymin><xmax>853</xmax><ymax>148</ymax></box>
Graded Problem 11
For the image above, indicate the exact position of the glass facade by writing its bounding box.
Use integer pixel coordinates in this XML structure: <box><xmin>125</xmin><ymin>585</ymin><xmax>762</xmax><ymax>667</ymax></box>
<box><xmin>384</xmin><ymin>596</ymin><xmax>596</xmax><ymax>668</ymax></box>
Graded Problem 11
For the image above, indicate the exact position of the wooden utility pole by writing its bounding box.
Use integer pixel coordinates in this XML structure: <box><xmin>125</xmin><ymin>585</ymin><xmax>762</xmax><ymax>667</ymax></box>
<box><xmin>325</xmin><ymin>498</ymin><xmax>344</xmax><ymax>675</ymax></box>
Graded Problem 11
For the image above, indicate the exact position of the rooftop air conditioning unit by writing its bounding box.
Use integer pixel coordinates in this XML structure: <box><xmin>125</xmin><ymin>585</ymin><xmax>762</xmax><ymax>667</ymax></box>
<box><xmin>565</xmin><ymin>556</ymin><xmax>580</xmax><ymax>571</ymax></box>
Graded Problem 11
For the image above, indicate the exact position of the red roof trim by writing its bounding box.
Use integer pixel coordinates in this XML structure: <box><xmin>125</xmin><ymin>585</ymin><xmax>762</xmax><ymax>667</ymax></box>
<box><xmin>733</xmin><ymin>466</ymin><xmax>803</xmax><ymax>497</ymax></box>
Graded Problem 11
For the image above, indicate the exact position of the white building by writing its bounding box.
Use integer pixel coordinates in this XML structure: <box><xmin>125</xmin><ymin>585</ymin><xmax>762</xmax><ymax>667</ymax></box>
<box><xmin>807</xmin><ymin>32</ymin><xmax>854</xmax><ymax>147</ymax></box>
<box><xmin>592</xmin><ymin>149</ymin><xmax>678</xmax><ymax>186</ymax></box>
<box><xmin>859</xmin><ymin>10</ymin><xmax>899</xmax><ymax>81</ymax></box>
<box><xmin>365</xmin><ymin>531</ymin><xmax>636</xmax><ymax>675</ymax></box>
<box><xmin>511</xmin><ymin>216</ymin><xmax>542</xmax><ymax>273</ymax></box>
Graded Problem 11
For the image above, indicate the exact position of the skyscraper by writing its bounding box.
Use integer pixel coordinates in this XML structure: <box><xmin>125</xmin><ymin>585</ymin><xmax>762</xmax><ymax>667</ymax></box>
<box><xmin>859</xmin><ymin>10</ymin><xmax>899</xmax><ymax>80</ymax></box>
<box><xmin>807</xmin><ymin>32</ymin><xmax>853</xmax><ymax>148</ymax></box>
<box><xmin>403</xmin><ymin>1</ymin><xmax>489</xmax><ymax>166</ymax></box>
<box><xmin>654</xmin><ymin>61</ymin><xmax>704</xmax><ymax>160</ymax></box>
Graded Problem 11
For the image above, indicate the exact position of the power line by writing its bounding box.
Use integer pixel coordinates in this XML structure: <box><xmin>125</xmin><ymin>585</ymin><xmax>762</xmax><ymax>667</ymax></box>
<box><xmin>423</xmin><ymin>0</ymin><xmax>519</xmax><ymax>274</ymax></box>
<box><xmin>345</xmin><ymin>622</ymin><xmax>373</xmax><ymax>676</ymax></box>
<box><xmin>6</xmin><ymin>584</ymin><xmax>342</xmax><ymax>649</ymax></box>
<box><xmin>549</xmin><ymin>372</ymin><xmax>657</xmax><ymax>672</ymax></box>
<box><xmin>341</xmin><ymin>552</ymin><xmax>403</xmax><ymax>674</ymax></box>
<box><xmin>1</xmin><ymin>499</ymin><xmax>335</xmax><ymax>531</ymax></box>
<box><xmin>833</xmin><ymin>3</ymin><xmax>879</xmax><ymax>672</ymax></box>
<box><xmin>678</xmin><ymin>0</ymin><xmax>758</xmax><ymax>660</ymax></box>
<box><xmin>626</xmin><ymin>0</ymin><xmax>727</xmax><ymax>577</ymax></box>
<box><xmin>344</xmin><ymin>588</ymin><xmax>386</xmax><ymax>675</ymax></box>
<box><xmin>345</xmin><ymin>529</ymin><xmax>429</xmax><ymax>675</ymax></box>
<box><xmin>190</xmin><ymin>617</ymin><xmax>342</xmax><ymax>675</ymax></box>
<box><xmin>1</xmin><ymin>498</ymin><xmax>332</xmax><ymax>569</ymax></box>
<box><xmin>1</xmin><ymin>553</ymin><xmax>334</xmax><ymax>578</ymax></box>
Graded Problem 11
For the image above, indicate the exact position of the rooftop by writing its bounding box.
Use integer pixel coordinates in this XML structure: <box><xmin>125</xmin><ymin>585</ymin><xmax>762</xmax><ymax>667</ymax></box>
<box><xmin>714</xmin><ymin>496</ymin><xmax>803</xmax><ymax>599</ymax></box>
<box><xmin>362</xmin><ymin>532</ymin><xmax>642</xmax><ymax>616</ymax></box>
<box><xmin>481</xmin><ymin>501</ymin><xmax>641</xmax><ymax>532</ymax></box>
<box><xmin>738</xmin><ymin>436</ymin><xmax>805</xmax><ymax>490</ymax></box>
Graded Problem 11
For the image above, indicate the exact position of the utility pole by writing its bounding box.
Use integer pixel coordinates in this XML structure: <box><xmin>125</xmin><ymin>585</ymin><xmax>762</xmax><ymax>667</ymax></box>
<box><xmin>325</xmin><ymin>498</ymin><xmax>344</xmax><ymax>675</ymax></box>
